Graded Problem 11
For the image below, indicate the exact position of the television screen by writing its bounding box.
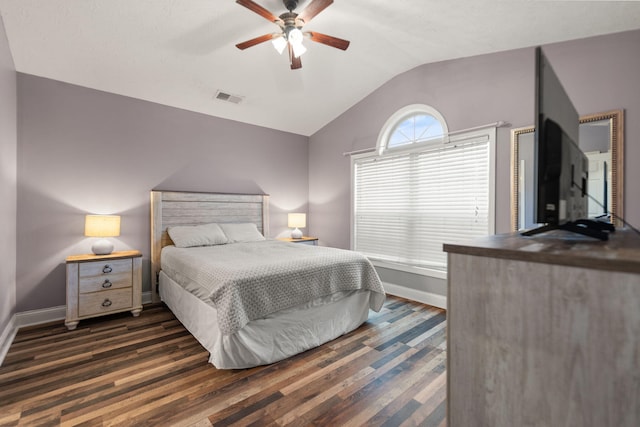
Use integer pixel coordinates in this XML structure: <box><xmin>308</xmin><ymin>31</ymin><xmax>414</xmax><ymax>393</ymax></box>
<box><xmin>523</xmin><ymin>47</ymin><xmax>613</xmax><ymax>240</ymax></box>
<box><xmin>534</xmin><ymin>47</ymin><xmax>588</xmax><ymax>226</ymax></box>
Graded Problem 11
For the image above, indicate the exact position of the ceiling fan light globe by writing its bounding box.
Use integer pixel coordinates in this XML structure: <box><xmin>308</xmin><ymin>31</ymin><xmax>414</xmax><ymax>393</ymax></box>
<box><xmin>287</xmin><ymin>27</ymin><xmax>304</xmax><ymax>44</ymax></box>
<box><xmin>291</xmin><ymin>41</ymin><xmax>307</xmax><ymax>58</ymax></box>
<box><xmin>272</xmin><ymin>36</ymin><xmax>287</xmax><ymax>54</ymax></box>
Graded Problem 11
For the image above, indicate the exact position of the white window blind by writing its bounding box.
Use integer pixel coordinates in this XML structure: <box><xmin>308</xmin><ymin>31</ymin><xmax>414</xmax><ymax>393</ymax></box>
<box><xmin>353</xmin><ymin>129</ymin><xmax>495</xmax><ymax>271</ymax></box>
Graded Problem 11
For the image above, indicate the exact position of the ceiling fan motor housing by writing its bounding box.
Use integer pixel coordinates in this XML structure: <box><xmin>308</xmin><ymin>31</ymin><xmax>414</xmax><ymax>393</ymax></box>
<box><xmin>283</xmin><ymin>0</ymin><xmax>299</xmax><ymax>11</ymax></box>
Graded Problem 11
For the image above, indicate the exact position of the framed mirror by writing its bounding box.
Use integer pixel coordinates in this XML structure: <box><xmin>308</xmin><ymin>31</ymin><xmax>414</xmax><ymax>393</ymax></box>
<box><xmin>511</xmin><ymin>109</ymin><xmax>624</xmax><ymax>231</ymax></box>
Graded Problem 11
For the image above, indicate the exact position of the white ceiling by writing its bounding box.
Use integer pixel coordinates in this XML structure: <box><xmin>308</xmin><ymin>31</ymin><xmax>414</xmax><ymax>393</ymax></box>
<box><xmin>1</xmin><ymin>0</ymin><xmax>639</xmax><ymax>136</ymax></box>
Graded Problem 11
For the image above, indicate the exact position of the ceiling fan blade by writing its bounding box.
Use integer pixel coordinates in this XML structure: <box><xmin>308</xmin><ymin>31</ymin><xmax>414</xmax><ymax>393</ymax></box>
<box><xmin>236</xmin><ymin>33</ymin><xmax>274</xmax><ymax>50</ymax></box>
<box><xmin>288</xmin><ymin>43</ymin><xmax>302</xmax><ymax>69</ymax></box>
<box><xmin>291</xmin><ymin>55</ymin><xmax>302</xmax><ymax>69</ymax></box>
<box><xmin>307</xmin><ymin>31</ymin><xmax>350</xmax><ymax>50</ymax></box>
<box><xmin>297</xmin><ymin>0</ymin><xmax>333</xmax><ymax>24</ymax></box>
<box><xmin>236</xmin><ymin>0</ymin><xmax>282</xmax><ymax>24</ymax></box>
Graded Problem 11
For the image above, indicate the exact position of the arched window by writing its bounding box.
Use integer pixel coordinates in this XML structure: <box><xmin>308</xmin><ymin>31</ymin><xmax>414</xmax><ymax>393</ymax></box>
<box><xmin>352</xmin><ymin>105</ymin><xmax>495</xmax><ymax>275</ymax></box>
<box><xmin>377</xmin><ymin>104</ymin><xmax>448</xmax><ymax>154</ymax></box>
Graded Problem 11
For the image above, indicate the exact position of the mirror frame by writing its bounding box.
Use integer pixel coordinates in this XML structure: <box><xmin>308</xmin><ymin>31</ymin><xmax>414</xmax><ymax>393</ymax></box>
<box><xmin>510</xmin><ymin>109</ymin><xmax>624</xmax><ymax>231</ymax></box>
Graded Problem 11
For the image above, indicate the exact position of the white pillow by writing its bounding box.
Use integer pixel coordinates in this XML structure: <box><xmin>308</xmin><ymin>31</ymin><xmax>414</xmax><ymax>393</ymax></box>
<box><xmin>219</xmin><ymin>223</ymin><xmax>265</xmax><ymax>243</ymax></box>
<box><xmin>167</xmin><ymin>223</ymin><xmax>228</xmax><ymax>248</ymax></box>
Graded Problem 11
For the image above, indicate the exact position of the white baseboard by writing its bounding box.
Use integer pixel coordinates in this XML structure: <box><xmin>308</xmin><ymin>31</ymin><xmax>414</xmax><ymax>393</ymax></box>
<box><xmin>0</xmin><ymin>314</ymin><xmax>18</xmax><ymax>367</ymax></box>
<box><xmin>382</xmin><ymin>282</ymin><xmax>447</xmax><ymax>310</ymax></box>
<box><xmin>142</xmin><ymin>291</ymin><xmax>153</xmax><ymax>305</ymax></box>
<box><xmin>1</xmin><ymin>305</ymin><xmax>69</xmax><ymax>366</ymax></box>
<box><xmin>15</xmin><ymin>305</ymin><xmax>67</xmax><ymax>328</ymax></box>
<box><xmin>1</xmin><ymin>291</ymin><xmax>155</xmax><ymax>366</ymax></box>
<box><xmin>0</xmin><ymin>306</ymin><xmax>66</xmax><ymax>367</ymax></box>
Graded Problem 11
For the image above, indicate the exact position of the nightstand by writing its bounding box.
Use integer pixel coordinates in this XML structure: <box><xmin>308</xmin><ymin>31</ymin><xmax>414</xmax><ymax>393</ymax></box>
<box><xmin>65</xmin><ymin>250</ymin><xmax>143</xmax><ymax>330</ymax></box>
<box><xmin>278</xmin><ymin>236</ymin><xmax>318</xmax><ymax>246</ymax></box>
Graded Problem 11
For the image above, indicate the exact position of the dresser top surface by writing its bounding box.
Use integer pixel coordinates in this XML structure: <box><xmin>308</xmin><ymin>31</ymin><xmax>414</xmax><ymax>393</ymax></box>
<box><xmin>443</xmin><ymin>228</ymin><xmax>640</xmax><ymax>273</ymax></box>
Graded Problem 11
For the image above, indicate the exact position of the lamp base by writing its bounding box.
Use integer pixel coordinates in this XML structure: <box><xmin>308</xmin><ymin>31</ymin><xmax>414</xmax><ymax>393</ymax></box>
<box><xmin>291</xmin><ymin>228</ymin><xmax>303</xmax><ymax>239</ymax></box>
<box><xmin>92</xmin><ymin>239</ymin><xmax>114</xmax><ymax>255</ymax></box>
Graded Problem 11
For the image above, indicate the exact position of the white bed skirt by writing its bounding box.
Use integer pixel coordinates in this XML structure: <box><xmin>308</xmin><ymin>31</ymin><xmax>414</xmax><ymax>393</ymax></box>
<box><xmin>159</xmin><ymin>271</ymin><xmax>373</xmax><ymax>369</ymax></box>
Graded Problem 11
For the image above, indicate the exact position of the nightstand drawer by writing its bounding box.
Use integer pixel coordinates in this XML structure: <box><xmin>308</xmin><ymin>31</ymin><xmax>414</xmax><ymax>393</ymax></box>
<box><xmin>79</xmin><ymin>272</ymin><xmax>132</xmax><ymax>293</ymax></box>
<box><xmin>78</xmin><ymin>288</ymin><xmax>132</xmax><ymax>317</ymax></box>
<box><xmin>79</xmin><ymin>258</ymin><xmax>132</xmax><ymax>278</ymax></box>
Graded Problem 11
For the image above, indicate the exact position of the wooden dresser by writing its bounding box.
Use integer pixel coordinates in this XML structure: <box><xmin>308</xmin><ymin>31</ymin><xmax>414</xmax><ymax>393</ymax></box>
<box><xmin>65</xmin><ymin>250</ymin><xmax>143</xmax><ymax>330</ymax></box>
<box><xmin>444</xmin><ymin>229</ymin><xmax>640</xmax><ymax>427</ymax></box>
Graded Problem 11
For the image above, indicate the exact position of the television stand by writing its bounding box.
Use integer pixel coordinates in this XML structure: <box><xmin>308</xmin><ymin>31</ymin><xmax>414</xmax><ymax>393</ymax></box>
<box><xmin>521</xmin><ymin>219</ymin><xmax>615</xmax><ymax>241</ymax></box>
<box><xmin>444</xmin><ymin>229</ymin><xmax>640</xmax><ymax>427</ymax></box>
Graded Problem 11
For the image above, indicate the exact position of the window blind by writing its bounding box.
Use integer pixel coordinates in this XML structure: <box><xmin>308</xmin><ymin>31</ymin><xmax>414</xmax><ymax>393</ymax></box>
<box><xmin>353</xmin><ymin>130</ymin><xmax>494</xmax><ymax>271</ymax></box>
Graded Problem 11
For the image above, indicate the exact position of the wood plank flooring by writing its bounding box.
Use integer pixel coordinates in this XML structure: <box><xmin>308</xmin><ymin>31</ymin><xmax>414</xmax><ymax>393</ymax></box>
<box><xmin>0</xmin><ymin>296</ymin><xmax>447</xmax><ymax>426</ymax></box>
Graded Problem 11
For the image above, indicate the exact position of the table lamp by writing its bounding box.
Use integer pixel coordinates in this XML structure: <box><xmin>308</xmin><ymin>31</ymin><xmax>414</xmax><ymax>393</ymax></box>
<box><xmin>85</xmin><ymin>215</ymin><xmax>120</xmax><ymax>255</ymax></box>
<box><xmin>288</xmin><ymin>213</ymin><xmax>306</xmax><ymax>239</ymax></box>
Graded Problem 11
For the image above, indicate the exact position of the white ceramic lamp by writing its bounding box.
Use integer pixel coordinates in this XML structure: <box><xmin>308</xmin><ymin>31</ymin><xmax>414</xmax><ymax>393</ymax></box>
<box><xmin>288</xmin><ymin>213</ymin><xmax>306</xmax><ymax>239</ymax></box>
<box><xmin>85</xmin><ymin>215</ymin><xmax>120</xmax><ymax>255</ymax></box>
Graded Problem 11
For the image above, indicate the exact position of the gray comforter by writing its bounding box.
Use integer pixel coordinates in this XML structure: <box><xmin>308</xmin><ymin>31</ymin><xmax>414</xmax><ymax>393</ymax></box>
<box><xmin>161</xmin><ymin>240</ymin><xmax>385</xmax><ymax>335</ymax></box>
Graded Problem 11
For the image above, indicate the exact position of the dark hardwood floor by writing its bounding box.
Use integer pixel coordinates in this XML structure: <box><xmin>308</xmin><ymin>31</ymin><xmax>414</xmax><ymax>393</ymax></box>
<box><xmin>0</xmin><ymin>295</ymin><xmax>447</xmax><ymax>426</ymax></box>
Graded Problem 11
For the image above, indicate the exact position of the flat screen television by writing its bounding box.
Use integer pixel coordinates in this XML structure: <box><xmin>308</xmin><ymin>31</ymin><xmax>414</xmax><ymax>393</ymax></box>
<box><xmin>522</xmin><ymin>47</ymin><xmax>613</xmax><ymax>240</ymax></box>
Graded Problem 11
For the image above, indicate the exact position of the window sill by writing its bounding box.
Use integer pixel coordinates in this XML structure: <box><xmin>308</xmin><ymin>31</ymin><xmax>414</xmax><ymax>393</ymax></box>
<box><xmin>369</xmin><ymin>259</ymin><xmax>447</xmax><ymax>280</ymax></box>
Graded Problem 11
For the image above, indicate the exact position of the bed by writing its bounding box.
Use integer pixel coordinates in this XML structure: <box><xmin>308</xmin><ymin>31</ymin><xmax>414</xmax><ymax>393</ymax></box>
<box><xmin>150</xmin><ymin>191</ymin><xmax>385</xmax><ymax>369</ymax></box>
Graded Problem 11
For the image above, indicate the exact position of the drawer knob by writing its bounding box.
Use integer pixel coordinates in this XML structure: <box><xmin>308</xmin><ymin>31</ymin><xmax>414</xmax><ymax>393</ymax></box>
<box><xmin>102</xmin><ymin>280</ymin><xmax>112</xmax><ymax>289</ymax></box>
<box><xmin>102</xmin><ymin>265</ymin><xmax>112</xmax><ymax>273</ymax></box>
<box><xmin>102</xmin><ymin>299</ymin><xmax>112</xmax><ymax>307</ymax></box>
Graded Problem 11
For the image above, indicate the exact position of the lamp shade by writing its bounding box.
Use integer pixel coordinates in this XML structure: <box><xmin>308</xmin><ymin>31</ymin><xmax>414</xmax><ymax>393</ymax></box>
<box><xmin>85</xmin><ymin>215</ymin><xmax>121</xmax><ymax>237</ymax></box>
<box><xmin>85</xmin><ymin>215</ymin><xmax>120</xmax><ymax>255</ymax></box>
<box><xmin>288</xmin><ymin>213</ymin><xmax>306</xmax><ymax>239</ymax></box>
<box><xmin>288</xmin><ymin>213</ymin><xmax>306</xmax><ymax>228</ymax></box>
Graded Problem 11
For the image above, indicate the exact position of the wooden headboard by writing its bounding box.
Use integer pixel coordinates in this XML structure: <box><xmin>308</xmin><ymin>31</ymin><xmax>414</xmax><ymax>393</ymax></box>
<box><xmin>150</xmin><ymin>191</ymin><xmax>270</xmax><ymax>302</ymax></box>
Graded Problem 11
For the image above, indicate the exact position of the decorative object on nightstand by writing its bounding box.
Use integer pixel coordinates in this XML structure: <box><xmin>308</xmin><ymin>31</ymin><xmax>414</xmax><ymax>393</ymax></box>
<box><xmin>278</xmin><ymin>236</ymin><xmax>318</xmax><ymax>246</ymax></box>
<box><xmin>65</xmin><ymin>250</ymin><xmax>142</xmax><ymax>330</ymax></box>
<box><xmin>288</xmin><ymin>212</ymin><xmax>306</xmax><ymax>239</ymax></box>
<box><xmin>84</xmin><ymin>214</ymin><xmax>121</xmax><ymax>255</ymax></box>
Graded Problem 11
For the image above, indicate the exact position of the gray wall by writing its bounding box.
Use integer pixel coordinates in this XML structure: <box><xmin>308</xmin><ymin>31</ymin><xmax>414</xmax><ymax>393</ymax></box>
<box><xmin>309</xmin><ymin>47</ymin><xmax>530</xmax><ymax>248</ymax></box>
<box><xmin>9</xmin><ymin>29</ymin><xmax>640</xmax><ymax>314</ymax></box>
<box><xmin>0</xmin><ymin>15</ymin><xmax>16</xmax><ymax>335</ymax></box>
<box><xmin>308</xmin><ymin>30</ymin><xmax>640</xmax><ymax>297</ymax></box>
<box><xmin>16</xmin><ymin>76</ymin><xmax>309</xmax><ymax>312</ymax></box>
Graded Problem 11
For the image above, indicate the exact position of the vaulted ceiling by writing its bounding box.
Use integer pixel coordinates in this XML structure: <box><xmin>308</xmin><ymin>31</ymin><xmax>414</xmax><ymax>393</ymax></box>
<box><xmin>1</xmin><ymin>0</ymin><xmax>639</xmax><ymax>136</ymax></box>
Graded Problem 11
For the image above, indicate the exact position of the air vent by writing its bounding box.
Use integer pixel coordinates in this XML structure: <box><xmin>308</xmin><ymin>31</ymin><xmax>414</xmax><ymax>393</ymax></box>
<box><xmin>214</xmin><ymin>90</ymin><xmax>244</xmax><ymax>104</ymax></box>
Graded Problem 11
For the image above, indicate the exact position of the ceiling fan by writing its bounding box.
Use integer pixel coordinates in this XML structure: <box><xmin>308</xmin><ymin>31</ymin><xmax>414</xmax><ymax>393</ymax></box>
<box><xmin>235</xmin><ymin>0</ymin><xmax>350</xmax><ymax>70</ymax></box>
